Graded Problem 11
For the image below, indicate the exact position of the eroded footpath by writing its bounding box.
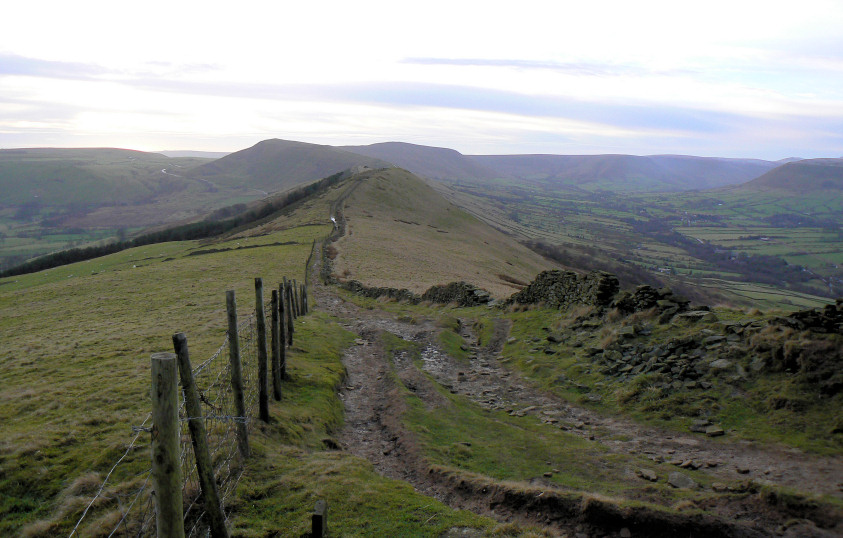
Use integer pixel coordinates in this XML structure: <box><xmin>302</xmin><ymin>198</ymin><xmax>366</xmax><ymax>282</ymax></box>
<box><xmin>309</xmin><ymin>258</ymin><xmax>842</xmax><ymax>537</ymax></box>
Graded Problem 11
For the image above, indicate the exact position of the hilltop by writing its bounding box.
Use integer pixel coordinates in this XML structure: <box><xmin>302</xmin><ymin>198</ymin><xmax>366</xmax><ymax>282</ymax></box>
<box><xmin>341</xmin><ymin>141</ymin><xmax>497</xmax><ymax>181</ymax></box>
<box><xmin>189</xmin><ymin>138</ymin><xmax>390</xmax><ymax>193</ymax></box>
<box><xmin>329</xmin><ymin>168</ymin><xmax>553</xmax><ymax>298</ymax></box>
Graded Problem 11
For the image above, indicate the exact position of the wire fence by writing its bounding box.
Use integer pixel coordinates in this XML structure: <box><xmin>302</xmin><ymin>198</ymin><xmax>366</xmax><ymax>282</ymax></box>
<box><xmin>70</xmin><ymin>314</ymin><xmax>260</xmax><ymax>538</ymax></box>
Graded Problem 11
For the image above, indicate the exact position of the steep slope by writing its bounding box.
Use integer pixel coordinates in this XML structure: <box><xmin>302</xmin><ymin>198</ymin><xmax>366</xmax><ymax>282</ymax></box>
<box><xmin>190</xmin><ymin>138</ymin><xmax>390</xmax><ymax>192</ymax></box>
<box><xmin>341</xmin><ymin>141</ymin><xmax>498</xmax><ymax>181</ymax></box>
<box><xmin>736</xmin><ymin>158</ymin><xmax>843</xmax><ymax>192</ymax></box>
<box><xmin>469</xmin><ymin>154</ymin><xmax>778</xmax><ymax>191</ymax></box>
<box><xmin>330</xmin><ymin>168</ymin><xmax>553</xmax><ymax>298</ymax></box>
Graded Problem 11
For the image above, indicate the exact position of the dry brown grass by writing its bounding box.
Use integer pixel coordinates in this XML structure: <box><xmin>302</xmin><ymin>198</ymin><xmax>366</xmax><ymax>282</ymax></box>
<box><xmin>331</xmin><ymin>169</ymin><xmax>553</xmax><ymax>299</ymax></box>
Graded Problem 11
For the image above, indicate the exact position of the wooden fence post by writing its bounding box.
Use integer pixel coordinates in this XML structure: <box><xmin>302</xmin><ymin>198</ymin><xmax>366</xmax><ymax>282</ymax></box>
<box><xmin>270</xmin><ymin>289</ymin><xmax>282</xmax><ymax>401</ymax></box>
<box><xmin>150</xmin><ymin>353</ymin><xmax>185</xmax><ymax>538</ymax></box>
<box><xmin>293</xmin><ymin>278</ymin><xmax>301</xmax><ymax>316</ymax></box>
<box><xmin>278</xmin><ymin>283</ymin><xmax>287</xmax><ymax>379</ymax></box>
<box><xmin>255</xmin><ymin>278</ymin><xmax>270</xmax><ymax>423</ymax></box>
<box><xmin>312</xmin><ymin>500</ymin><xmax>327</xmax><ymax>538</ymax></box>
<box><xmin>284</xmin><ymin>279</ymin><xmax>294</xmax><ymax>346</ymax></box>
<box><xmin>225</xmin><ymin>290</ymin><xmax>249</xmax><ymax>458</ymax></box>
<box><xmin>301</xmin><ymin>283</ymin><xmax>307</xmax><ymax>315</ymax></box>
<box><xmin>172</xmin><ymin>333</ymin><xmax>230</xmax><ymax>538</ymax></box>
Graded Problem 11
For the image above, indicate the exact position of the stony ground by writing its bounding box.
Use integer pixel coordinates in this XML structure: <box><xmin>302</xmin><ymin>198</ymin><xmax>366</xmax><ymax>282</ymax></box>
<box><xmin>310</xmin><ymin>250</ymin><xmax>843</xmax><ymax>537</ymax></box>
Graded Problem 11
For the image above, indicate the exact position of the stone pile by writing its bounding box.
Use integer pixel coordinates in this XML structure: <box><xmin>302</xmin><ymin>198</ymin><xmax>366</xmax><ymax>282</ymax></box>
<box><xmin>506</xmin><ymin>269</ymin><xmax>619</xmax><ymax>309</ymax></box>
<box><xmin>611</xmin><ymin>285</ymin><xmax>690</xmax><ymax>320</ymax></box>
<box><xmin>775</xmin><ymin>299</ymin><xmax>843</xmax><ymax>333</ymax></box>
<box><xmin>595</xmin><ymin>330</ymin><xmax>746</xmax><ymax>390</ymax></box>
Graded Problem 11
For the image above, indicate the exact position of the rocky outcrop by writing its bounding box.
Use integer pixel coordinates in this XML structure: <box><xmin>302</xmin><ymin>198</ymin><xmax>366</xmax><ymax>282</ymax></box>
<box><xmin>420</xmin><ymin>281</ymin><xmax>491</xmax><ymax>307</ymax></box>
<box><xmin>506</xmin><ymin>270</ymin><xmax>619</xmax><ymax>309</ymax></box>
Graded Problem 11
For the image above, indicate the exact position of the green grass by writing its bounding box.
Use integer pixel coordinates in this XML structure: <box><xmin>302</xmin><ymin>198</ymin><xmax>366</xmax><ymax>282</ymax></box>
<box><xmin>496</xmin><ymin>307</ymin><xmax>843</xmax><ymax>455</ymax></box>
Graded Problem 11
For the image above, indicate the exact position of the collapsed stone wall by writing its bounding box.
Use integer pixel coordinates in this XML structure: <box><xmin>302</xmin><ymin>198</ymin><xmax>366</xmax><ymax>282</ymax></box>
<box><xmin>341</xmin><ymin>279</ymin><xmax>492</xmax><ymax>307</ymax></box>
<box><xmin>420</xmin><ymin>281</ymin><xmax>491</xmax><ymax>307</ymax></box>
<box><xmin>341</xmin><ymin>280</ymin><xmax>419</xmax><ymax>303</ymax></box>
<box><xmin>775</xmin><ymin>299</ymin><xmax>843</xmax><ymax>333</ymax></box>
<box><xmin>506</xmin><ymin>270</ymin><xmax>619</xmax><ymax>309</ymax></box>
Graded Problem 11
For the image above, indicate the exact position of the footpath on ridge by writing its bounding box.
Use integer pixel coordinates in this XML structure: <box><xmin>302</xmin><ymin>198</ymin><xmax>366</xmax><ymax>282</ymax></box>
<box><xmin>307</xmin><ymin>239</ymin><xmax>843</xmax><ymax>537</ymax></box>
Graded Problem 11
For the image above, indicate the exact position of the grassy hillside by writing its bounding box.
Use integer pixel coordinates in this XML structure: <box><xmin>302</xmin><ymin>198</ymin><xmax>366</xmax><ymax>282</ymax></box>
<box><xmin>0</xmin><ymin>148</ymin><xmax>266</xmax><ymax>271</ymax></box>
<box><xmin>330</xmin><ymin>168</ymin><xmax>553</xmax><ymax>297</ymax></box>
<box><xmin>0</xmin><ymin>148</ymin><xmax>205</xmax><ymax>207</ymax></box>
<box><xmin>735</xmin><ymin>158</ymin><xmax>843</xmax><ymax>193</ymax></box>
<box><xmin>190</xmin><ymin>139</ymin><xmax>391</xmax><ymax>193</ymax></box>
<box><xmin>0</xmin><ymin>177</ymin><xmax>508</xmax><ymax>536</ymax></box>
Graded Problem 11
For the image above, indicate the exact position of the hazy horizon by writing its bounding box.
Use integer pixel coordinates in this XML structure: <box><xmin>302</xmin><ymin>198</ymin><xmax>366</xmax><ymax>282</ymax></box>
<box><xmin>2</xmin><ymin>1</ymin><xmax>842</xmax><ymax>160</ymax></box>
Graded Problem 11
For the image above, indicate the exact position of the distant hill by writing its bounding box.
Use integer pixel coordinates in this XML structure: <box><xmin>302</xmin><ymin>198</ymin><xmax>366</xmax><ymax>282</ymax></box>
<box><xmin>190</xmin><ymin>139</ymin><xmax>390</xmax><ymax>193</ymax></box>
<box><xmin>736</xmin><ymin>158</ymin><xmax>843</xmax><ymax>192</ymax></box>
<box><xmin>158</xmin><ymin>150</ymin><xmax>230</xmax><ymax>159</ymax></box>
<box><xmin>0</xmin><ymin>147</ymin><xmax>196</xmax><ymax>206</ymax></box>
<box><xmin>337</xmin><ymin>142</ymin><xmax>779</xmax><ymax>191</ymax></box>
<box><xmin>341</xmin><ymin>141</ymin><xmax>498</xmax><ymax>181</ymax></box>
<box><xmin>468</xmin><ymin>154</ymin><xmax>778</xmax><ymax>191</ymax></box>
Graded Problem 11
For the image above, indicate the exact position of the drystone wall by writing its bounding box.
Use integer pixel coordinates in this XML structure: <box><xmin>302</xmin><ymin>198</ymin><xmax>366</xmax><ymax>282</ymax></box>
<box><xmin>506</xmin><ymin>270</ymin><xmax>620</xmax><ymax>309</ymax></box>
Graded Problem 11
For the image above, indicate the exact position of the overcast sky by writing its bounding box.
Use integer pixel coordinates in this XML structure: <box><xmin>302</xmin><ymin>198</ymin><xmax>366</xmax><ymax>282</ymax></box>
<box><xmin>2</xmin><ymin>0</ymin><xmax>842</xmax><ymax>159</ymax></box>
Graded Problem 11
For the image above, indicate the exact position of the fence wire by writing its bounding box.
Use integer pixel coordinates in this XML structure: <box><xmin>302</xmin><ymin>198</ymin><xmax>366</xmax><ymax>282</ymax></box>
<box><xmin>70</xmin><ymin>312</ymin><xmax>261</xmax><ymax>538</ymax></box>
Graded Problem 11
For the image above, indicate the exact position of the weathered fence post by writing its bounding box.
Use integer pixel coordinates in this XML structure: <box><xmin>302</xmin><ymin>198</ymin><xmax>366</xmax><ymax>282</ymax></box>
<box><xmin>278</xmin><ymin>283</ymin><xmax>287</xmax><ymax>379</ymax></box>
<box><xmin>293</xmin><ymin>278</ymin><xmax>301</xmax><ymax>316</ymax></box>
<box><xmin>150</xmin><ymin>353</ymin><xmax>185</xmax><ymax>538</ymax></box>
<box><xmin>172</xmin><ymin>333</ymin><xmax>230</xmax><ymax>538</ymax></box>
<box><xmin>312</xmin><ymin>500</ymin><xmax>327</xmax><ymax>538</ymax></box>
<box><xmin>225</xmin><ymin>290</ymin><xmax>249</xmax><ymax>458</ymax></box>
<box><xmin>255</xmin><ymin>278</ymin><xmax>270</xmax><ymax>422</ymax></box>
<box><xmin>284</xmin><ymin>278</ymin><xmax>294</xmax><ymax>346</ymax></box>
<box><xmin>301</xmin><ymin>283</ymin><xmax>308</xmax><ymax>315</ymax></box>
<box><xmin>270</xmin><ymin>289</ymin><xmax>282</xmax><ymax>401</ymax></box>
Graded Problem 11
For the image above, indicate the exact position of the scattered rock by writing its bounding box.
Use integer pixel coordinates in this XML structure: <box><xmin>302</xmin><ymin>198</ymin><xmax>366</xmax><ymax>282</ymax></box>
<box><xmin>668</xmin><ymin>471</ymin><xmax>698</xmax><ymax>489</ymax></box>
<box><xmin>637</xmin><ymin>468</ymin><xmax>658</xmax><ymax>482</ymax></box>
<box><xmin>705</xmin><ymin>425</ymin><xmax>725</xmax><ymax>437</ymax></box>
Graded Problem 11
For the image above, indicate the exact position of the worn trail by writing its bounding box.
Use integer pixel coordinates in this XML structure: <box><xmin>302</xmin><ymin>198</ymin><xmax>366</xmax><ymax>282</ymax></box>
<box><xmin>309</xmin><ymin>248</ymin><xmax>842</xmax><ymax>536</ymax></box>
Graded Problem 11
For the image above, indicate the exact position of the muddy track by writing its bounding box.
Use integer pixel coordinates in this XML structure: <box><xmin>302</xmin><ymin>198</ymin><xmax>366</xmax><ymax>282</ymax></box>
<box><xmin>309</xmin><ymin>244</ymin><xmax>842</xmax><ymax>537</ymax></box>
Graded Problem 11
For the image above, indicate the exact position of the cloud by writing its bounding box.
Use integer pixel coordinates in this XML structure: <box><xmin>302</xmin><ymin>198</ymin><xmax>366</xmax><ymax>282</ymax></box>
<box><xmin>0</xmin><ymin>54</ymin><xmax>110</xmax><ymax>80</ymax></box>
<box><xmin>402</xmin><ymin>57</ymin><xmax>692</xmax><ymax>77</ymax></box>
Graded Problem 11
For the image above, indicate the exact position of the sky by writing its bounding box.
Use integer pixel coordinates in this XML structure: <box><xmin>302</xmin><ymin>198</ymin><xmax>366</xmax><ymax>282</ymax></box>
<box><xmin>2</xmin><ymin>0</ymin><xmax>843</xmax><ymax>159</ymax></box>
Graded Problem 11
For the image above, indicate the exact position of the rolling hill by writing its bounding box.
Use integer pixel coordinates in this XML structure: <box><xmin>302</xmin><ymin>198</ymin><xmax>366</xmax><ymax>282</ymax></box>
<box><xmin>341</xmin><ymin>141</ymin><xmax>497</xmax><ymax>182</ymax></box>
<box><xmin>0</xmin><ymin>147</ymin><xmax>200</xmax><ymax>207</ymax></box>
<box><xmin>468</xmin><ymin>153</ymin><xmax>778</xmax><ymax>191</ymax></box>
<box><xmin>338</xmin><ymin>142</ymin><xmax>779</xmax><ymax>191</ymax></box>
<box><xmin>735</xmin><ymin>157</ymin><xmax>843</xmax><ymax>192</ymax></box>
<box><xmin>189</xmin><ymin>138</ymin><xmax>391</xmax><ymax>193</ymax></box>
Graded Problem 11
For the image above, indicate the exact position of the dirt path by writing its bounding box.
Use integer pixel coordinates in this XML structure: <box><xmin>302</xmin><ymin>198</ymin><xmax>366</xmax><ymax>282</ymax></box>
<box><xmin>309</xmin><ymin>248</ymin><xmax>842</xmax><ymax>536</ymax></box>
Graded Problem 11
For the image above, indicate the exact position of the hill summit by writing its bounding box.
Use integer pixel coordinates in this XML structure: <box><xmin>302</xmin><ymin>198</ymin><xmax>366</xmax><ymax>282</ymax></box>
<box><xmin>188</xmin><ymin>138</ymin><xmax>390</xmax><ymax>193</ymax></box>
